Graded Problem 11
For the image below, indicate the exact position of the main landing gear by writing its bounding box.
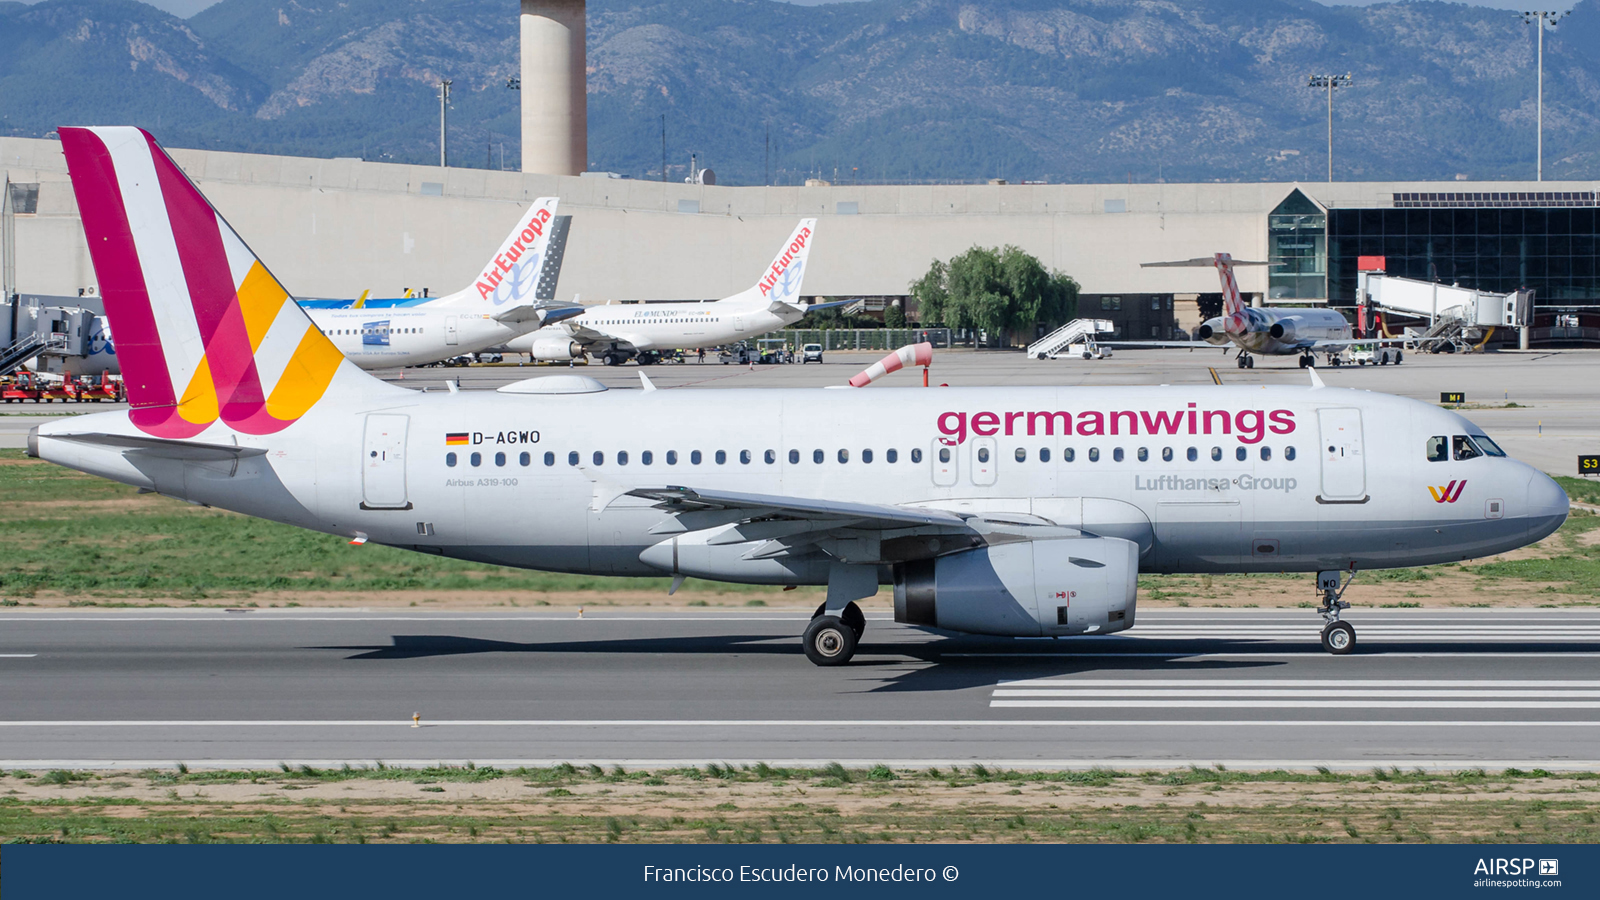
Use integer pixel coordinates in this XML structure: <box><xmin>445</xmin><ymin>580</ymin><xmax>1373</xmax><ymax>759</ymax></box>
<box><xmin>1316</xmin><ymin>569</ymin><xmax>1358</xmax><ymax>654</ymax></box>
<box><xmin>805</xmin><ymin>602</ymin><xmax>865</xmax><ymax>666</ymax></box>
<box><xmin>1297</xmin><ymin>352</ymin><xmax>1316</xmax><ymax>368</ymax></box>
<box><xmin>1236</xmin><ymin>351</ymin><xmax>1255</xmax><ymax>369</ymax></box>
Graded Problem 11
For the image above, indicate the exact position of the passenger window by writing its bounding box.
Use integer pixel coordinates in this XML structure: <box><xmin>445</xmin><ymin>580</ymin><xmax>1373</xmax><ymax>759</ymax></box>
<box><xmin>789</xmin><ymin>449</ymin><xmax>800</xmax><ymax>464</ymax></box>
<box><xmin>1040</xmin><ymin>448</ymin><xmax>1051</xmax><ymax>463</ymax></box>
<box><xmin>1162</xmin><ymin>447</ymin><xmax>1173</xmax><ymax>462</ymax></box>
<box><xmin>519</xmin><ymin>452</ymin><xmax>530</xmax><ymax>467</ymax></box>
<box><xmin>764</xmin><ymin>450</ymin><xmax>776</xmax><ymax>464</ymax></box>
<box><xmin>887</xmin><ymin>449</ymin><xmax>898</xmax><ymax>463</ymax></box>
<box><xmin>495</xmin><ymin>452</ymin><xmax>506</xmax><ymax>467</ymax></box>
<box><xmin>470</xmin><ymin>452</ymin><xmax>482</xmax><ymax>467</ymax></box>
<box><xmin>1285</xmin><ymin>446</ymin><xmax>1296</xmax><ymax>461</ymax></box>
<box><xmin>1063</xmin><ymin>447</ymin><xmax>1075</xmax><ymax>462</ymax></box>
<box><xmin>667</xmin><ymin>450</ymin><xmax>678</xmax><ymax>465</ymax></box>
<box><xmin>1211</xmin><ymin>447</ymin><xmax>1222</xmax><ymax>461</ymax></box>
<box><xmin>1015</xmin><ymin>447</ymin><xmax>1027</xmax><ymax>463</ymax></box>
<box><xmin>862</xmin><ymin>449</ymin><xmax>874</xmax><ymax>464</ymax></box>
<box><xmin>740</xmin><ymin>450</ymin><xmax>752</xmax><ymax>465</ymax></box>
<box><xmin>593</xmin><ymin>451</ymin><xmax>604</xmax><ymax>466</ymax></box>
<box><xmin>446</xmin><ymin>452</ymin><xmax>457</xmax><ymax>467</ymax></box>
<box><xmin>1260</xmin><ymin>447</ymin><xmax>1272</xmax><ymax>461</ymax></box>
<box><xmin>938</xmin><ymin>447</ymin><xmax>951</xmax><ymax>464</ymax></box>
<box><xmin>1236</xmin><ymin>447</ymin><xmax>1248</xmax><ymax>461</ymax></box>
<box><xmin>838</xmin><ymin>449</ymin><xmax>850</xmax><ymax>463</ymax></box>
<box><xmin>642</xmin><ymin>451</ymin><xmax>653</xmax><ymax>466</ymax></box>
<box><xmin>813</xmin><ymin>449</ymin><xmax>824</xmax><ymax>464</ymax></box>
<box><xmin>1186</xmin><ymin>447</ymin><xmax>1197</xmax><ymax>462</ymax></box>
<box><xmin>1137</xmin><ymin>447</ymin><xmax>1148</xmax><ymax>462</ymax></box>
<box><xmin>568</xmin><ymin>451</ymin><xmax>579</xmax><ymax>466</ymax></box>
<box><xmin>1113</xmin><ymin>448</ymin><xmax>1124</xmax><ymax>462</ymax></box>
<box><xmin>977</xmin><ymin>447</ymin><xmax>990</xmax><ymax>463</ymax></box>
<box><xmin>1426</xmin><ymin>436</ymin><xmax>1448</xmax><ymax>462</ymax></box>
<box><xmin>544</xmin><ymin>451</ymin><xmax>555</xmax><ymax>466</ymax></box>
<box><xmin>1089</xmin><ymin>448</ymin><xmax>1100</xmax><ymax>462</ymax></box>
<box><xmin>910</xmin><ymin>448</ymin><xmax>923</xmax><ymax>463</ymax></box>
<box><xmin>691</xmin><ymin>451</ymin><xmax>703</xmax><ymax>465</ymax></box>
<box><xmin>715</xmin><ymin>450</ymin><xmax>727</xmax><ymax>465</ymax></box>
<box><xmin>1453</xmin><ymin>435</ymin><xmax>1483</xmax><ymax>461</ymax></box>
<box><xmin>618</xmin><ymin>451</ymin><xmax>629</xmax><ymax>466</ymax></box>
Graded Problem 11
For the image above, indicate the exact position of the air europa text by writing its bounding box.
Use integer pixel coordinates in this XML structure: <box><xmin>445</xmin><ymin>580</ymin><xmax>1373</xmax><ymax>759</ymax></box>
<box><xmin>936</xmin><ymin>404</ymin><xmax>1296</xmax><ymax>445</ymax></box>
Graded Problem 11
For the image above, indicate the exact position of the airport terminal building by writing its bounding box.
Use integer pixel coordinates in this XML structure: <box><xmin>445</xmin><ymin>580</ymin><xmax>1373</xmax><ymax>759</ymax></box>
<box><xmin>4</xmin><ymin>135</ymin><xmax>1597</xmax><ymax>345</ymax></box>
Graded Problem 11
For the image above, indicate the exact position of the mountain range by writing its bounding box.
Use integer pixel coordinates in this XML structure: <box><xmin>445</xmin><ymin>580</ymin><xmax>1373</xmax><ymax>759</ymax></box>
<box><xmin>2</xmin><ymin>0</ymin><xmax>1598</xmax><ymax>184</ymax></box>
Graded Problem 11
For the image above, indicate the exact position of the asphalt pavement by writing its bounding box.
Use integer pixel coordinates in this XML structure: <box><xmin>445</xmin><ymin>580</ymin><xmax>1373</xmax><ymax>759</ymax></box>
<box><xmin>4</xmin><ymin>608</ymin><xmax>1600</xmax><ymax>770</ymax></box>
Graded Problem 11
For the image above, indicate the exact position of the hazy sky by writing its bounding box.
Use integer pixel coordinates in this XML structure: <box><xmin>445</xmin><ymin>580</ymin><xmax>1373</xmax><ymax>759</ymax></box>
<box><xmin>13</xmin><ymin>0</ymin><xmax>1561</xmax><ymax>17</ymax></box>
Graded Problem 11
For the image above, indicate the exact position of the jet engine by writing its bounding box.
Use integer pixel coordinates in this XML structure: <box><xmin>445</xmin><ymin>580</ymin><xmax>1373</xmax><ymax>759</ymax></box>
<box><xmin>1267</xmin><ymin>317</ymin><xmax>1302</xmax><ymax>342</ymax></box>
<box><xmin>1195</xmin><ymin>318</ymin><xmax>1231</xmax><ymax>345</ymax></box>
<box><xmin>529</xmin><ymin>335</ymin><xmax>583</xmax><ymax>361</ymax></box>
<box><xmin>893</xmin><ymin>536</ymin><xmax>1138</xmax><ymax>637</ymax></box>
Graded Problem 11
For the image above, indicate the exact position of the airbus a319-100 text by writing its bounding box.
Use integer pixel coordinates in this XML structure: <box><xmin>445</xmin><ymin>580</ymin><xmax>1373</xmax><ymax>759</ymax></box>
<box><xmin>32</xmin><ymin>127</ymin><xmax>1568</xmax><ymax>665</ymax></box>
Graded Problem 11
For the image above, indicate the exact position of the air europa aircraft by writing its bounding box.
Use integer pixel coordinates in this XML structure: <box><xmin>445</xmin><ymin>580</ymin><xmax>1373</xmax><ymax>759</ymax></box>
<box><xmin>502</xmin><ymin>219</ymin><xmax>848</xmax><ymax>367</ymax></box>
<box><xmin>302</xmin><ymin>198</ymin><xmax>583</xmax><ymax>368</ymax></box>
<box><xmin>34</xmin><ymin>128</ymin><xmax>1569</xmax><ymax>666</ymax></box>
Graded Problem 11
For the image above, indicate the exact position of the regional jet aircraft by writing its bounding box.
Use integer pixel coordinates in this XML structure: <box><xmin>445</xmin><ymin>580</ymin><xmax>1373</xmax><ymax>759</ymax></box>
<box><xmin>33</xmin><ymin>128</ymin><xmax>1568</xmax><ymax>666</ymax></box>
<box><xmin>303</xmin><ymin>199</ymin><xmax>583</xmax><ymax>368</ymax></box>
<box><xmin>503</xmin><ymin>220</ymin><xmax>845</xmax><ymax>366</ymax></box>
<box><xmin>1112</xmin><ymin>254</ymin><xmax>1419</xmax><ymax>368</ymax></box>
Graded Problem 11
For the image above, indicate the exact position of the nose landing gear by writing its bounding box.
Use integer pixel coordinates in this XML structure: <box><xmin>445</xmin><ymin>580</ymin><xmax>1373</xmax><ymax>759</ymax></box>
<box><xmin>1316</xmin><ymin>569</ymin><xmax>1358</xmax><ymax>654</ymax></box>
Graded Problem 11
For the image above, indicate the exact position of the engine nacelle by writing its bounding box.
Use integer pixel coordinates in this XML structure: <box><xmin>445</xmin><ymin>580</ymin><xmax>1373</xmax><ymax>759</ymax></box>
<box><xmin>529</xmin><ymin>335</ymin><xmax>583</xmax><ymax>361</ymax></box>
<box><xmin>1268</xmin><ymin>317</ymin><xmax>1302</xmax><ymax>341</ymax></box>
<box><xmin>1195</xmin><ymin>318</ymin><xmax>1231</xmax><ymax>345</ymax></box>
<box><xmin>894</xmin><ymin>537</ymin><xmax>1138</xmax><ymax>637</ymax></box>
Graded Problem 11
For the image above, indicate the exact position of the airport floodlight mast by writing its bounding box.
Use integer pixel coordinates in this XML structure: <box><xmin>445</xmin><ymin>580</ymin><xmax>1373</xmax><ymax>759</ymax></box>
<box><xmin>438</xmin><ymin>79</ymin><xmax>452</xmax><ymax>168</ymax></box>
<box><xmin>1306</xmin><ymin>73</ymin><xmax>1352</xmax><ymax>182</ymax></box>
<box><xmin>1518</xmin><ymin>10</ymin><xmax>1569</xmax><ymax>182</ymax></box>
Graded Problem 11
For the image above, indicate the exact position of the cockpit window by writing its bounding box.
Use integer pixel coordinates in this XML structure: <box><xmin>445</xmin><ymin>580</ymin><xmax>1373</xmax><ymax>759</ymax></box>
<box><xmin>1452</xmin><ymin>435</ymin><xmax>1483</xmax><ymax>461</ymax></box>
<box><xmin>1426</xmin><ymin>436</ymin><xmax>1448</xmax><ymax>462</ymax></box>
<box><xmin>1473</xmin><ymin>434</ymin><xmax>1508</xmax><ymax>457</ymax></box>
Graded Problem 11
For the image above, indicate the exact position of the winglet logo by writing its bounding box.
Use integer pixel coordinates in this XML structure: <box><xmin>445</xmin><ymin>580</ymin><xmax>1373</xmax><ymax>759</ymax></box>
<box><xmin>1429</xmin><ymin>480</ymin><xmax>1467</xmax><ymax>503</ymax></box>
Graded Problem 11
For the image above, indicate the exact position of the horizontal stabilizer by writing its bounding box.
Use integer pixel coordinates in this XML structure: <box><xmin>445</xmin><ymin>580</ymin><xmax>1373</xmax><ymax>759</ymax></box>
<box><xmin>49</xmin><ymin>432</ymin><xmax>268</xmax><ymax>461</ymax></box>
<box><xmin>1141</xmin><ymin>257</ymin><xmax>1269</xmax><ymax>268</ymax></box>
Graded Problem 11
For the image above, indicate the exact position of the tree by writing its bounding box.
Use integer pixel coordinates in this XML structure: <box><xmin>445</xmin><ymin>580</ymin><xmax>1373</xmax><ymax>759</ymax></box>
<box><xmin>908</xmin><ymin>246</ymin><xmax>1078</xmax><ymax>346</ymax></box>
<box><xmin>883</xmin><ymin>299</ymin><xmax>906</xmax><ymax>328</ymax></box>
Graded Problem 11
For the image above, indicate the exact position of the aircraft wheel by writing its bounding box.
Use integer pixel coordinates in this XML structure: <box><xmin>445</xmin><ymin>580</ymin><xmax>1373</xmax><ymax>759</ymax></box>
<box><xmin>813</xmin><ymin>601</ymin><xmax>866</xmax><ymax>639</ymax></box>
<box><xmin>1321</xmin><ymin>621</ymin><xmax>1356</xmax><ymax>655</ymax></box>
<box><xmin>1245</xmin><ymin>357</ymin><xmax>1254</xmax><ymax>369</ymax></box>
<box><xmin>803</xmin><ymin>615</ymin><xmax>857</xmax><ymax>666</ymax></box>
<box><xmin>1237</xmin><ymin>358</ymin><xmax>1247</xmax><ymax>369</ymax></box>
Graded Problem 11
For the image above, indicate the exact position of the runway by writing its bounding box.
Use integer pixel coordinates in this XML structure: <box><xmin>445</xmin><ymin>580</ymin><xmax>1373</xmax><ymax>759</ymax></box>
<box><xmin>4</xmin><ymin>608</ymin><xmax>1600</xmax><ymax>769</ymax></box>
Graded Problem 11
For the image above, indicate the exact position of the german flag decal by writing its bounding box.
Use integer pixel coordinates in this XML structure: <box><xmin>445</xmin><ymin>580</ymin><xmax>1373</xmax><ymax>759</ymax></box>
<box><xmin>445</xmin><ymin>432</ymin><xmax>469</xmax><ymax>446</ymax></box>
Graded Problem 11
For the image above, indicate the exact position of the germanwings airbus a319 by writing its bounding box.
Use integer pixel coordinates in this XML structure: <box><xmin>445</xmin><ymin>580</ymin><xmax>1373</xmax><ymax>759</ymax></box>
<box><xmin>503</xmin><ymin>220</ymin><xmax>840</xmax><ymax>366</ymax></box>
<box><xmin>1115</xmin><ymin>254</ymin><xmax>1411</xmax><ymax>369</ymax></box>
<box><xmin>34</xmin><ymin>128</ymin><xmax>1568</xmax><ymax>665</ymax></box>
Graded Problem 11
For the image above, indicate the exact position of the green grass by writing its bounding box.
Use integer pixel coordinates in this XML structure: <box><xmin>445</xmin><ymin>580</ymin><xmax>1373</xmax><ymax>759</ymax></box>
<box><xmin>1555</xmin><ymin>476</ymin><xmax>1600</xmax><ymax>508</ymax></box>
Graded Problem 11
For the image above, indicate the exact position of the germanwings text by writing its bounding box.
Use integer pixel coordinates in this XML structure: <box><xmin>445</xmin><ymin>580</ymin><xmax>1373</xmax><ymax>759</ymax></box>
<box><xmin>936</xmin><ymin>404</ymin><xmax>1296</xmax><ymax>445</ymax></box>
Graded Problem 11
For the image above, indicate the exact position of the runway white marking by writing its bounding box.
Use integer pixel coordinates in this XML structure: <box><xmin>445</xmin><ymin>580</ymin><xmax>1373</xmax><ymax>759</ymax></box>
<box><xmin>948</xmin><ymin>652</ymin><xmax>1600</xmax><ymax>659</ymax></box>
<box><xmin>991</xmin><ymin>677</ymin><xmax>1600</xmax><ymax>709</ymax></box>
<box><xmin>1</xmin><ymin>719</ymin><xmax>1599</xmax><ymax>728</ymax></box>
<box><xmin>0</xmin><ymin>654</ymin><xmax>37</xmax><ymax>658</ymax></box>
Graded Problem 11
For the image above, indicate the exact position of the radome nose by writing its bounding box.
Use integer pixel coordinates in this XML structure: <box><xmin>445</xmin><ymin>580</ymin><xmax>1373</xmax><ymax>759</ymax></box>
<box><xmin>1525</xmin><ymin>471</ymin><xmax>1570</xmax><ymax>541</ymax></box>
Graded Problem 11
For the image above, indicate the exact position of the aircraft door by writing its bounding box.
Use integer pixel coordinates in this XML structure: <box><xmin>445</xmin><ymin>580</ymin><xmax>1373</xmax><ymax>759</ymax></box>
<box><xmin>1317</xmin><ymin>408</ymin><xmax>1367</xmax><ymax>501</ymax></box>
<box><xmin>361</xmin><ymin>414</ymin><xmax>411</xmax><ymax>510</ymax></box>
<box><xmin>970</xmin><ymin>437</ymin><xmax>997</xmax><ymax>486</ymax></box>
<box><xmin>931</xmin><ymin>440</ymin><xmax>958</xmax><ymax>486</ymax></box>
<box><xmin>734</xmin><ymin>315</ymin><xmax>747</xmax><ymax>333</ymax></box>
<box><xmin>445</xmin><ymin>316</ymin><xmax>459</xmax><ymax>346</ymax></box>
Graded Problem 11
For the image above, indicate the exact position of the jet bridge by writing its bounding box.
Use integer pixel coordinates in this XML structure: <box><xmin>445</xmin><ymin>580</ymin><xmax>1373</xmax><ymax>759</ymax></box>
<box><xmin>1</xmin><ymin>300</ymin><xmax>95</xmax><ymax>377</ymax></box>
<box><xmin>1357</xmin><ymin>271</ymin><xmax>1531</xmax><ymax>353</ymax></box>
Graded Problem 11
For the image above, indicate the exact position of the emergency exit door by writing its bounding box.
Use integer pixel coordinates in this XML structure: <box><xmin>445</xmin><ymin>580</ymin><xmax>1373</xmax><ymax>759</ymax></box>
<box><xmin>362</xmin><ymin>414</ymin><xmax>411</xmax><ymax>510</ymax></box>
<box><xmin>444</xmin><ymin>316</ymin><xmax>459</xmax><ymax>345</ymax></box>
<box><xmin>1317</xmin><ymin>408</ymin><xmax>1367</xmax><ymax>502</ymax></box>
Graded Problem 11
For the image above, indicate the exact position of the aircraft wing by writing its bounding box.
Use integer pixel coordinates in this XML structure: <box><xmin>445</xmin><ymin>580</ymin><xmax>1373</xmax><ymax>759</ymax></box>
<box><xmin>1306</xmin><ymin>336</ymin><xmax>1446</xmax><ymax>349</ymax></box>
<box><xmin>1093</xmin><ymin>340</ymin><xmax>1216</xmax><ymax>349</ymax></box>
<box><xmin>493</xmin><ymin>302</ymin><xmax>586</xmax><ymax>327</ymax></box>
<box><xmin>629</xmin><ymin>485</ymin><xmax>969</xmax><ymax>530</ymax></box>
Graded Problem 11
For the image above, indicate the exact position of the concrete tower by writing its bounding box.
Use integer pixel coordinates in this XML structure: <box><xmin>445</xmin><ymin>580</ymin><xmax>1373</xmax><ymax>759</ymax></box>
<box><xmin>520</xmin><ymin>0</ymin><xmax>588</xmax><ymax>176</ymax></box>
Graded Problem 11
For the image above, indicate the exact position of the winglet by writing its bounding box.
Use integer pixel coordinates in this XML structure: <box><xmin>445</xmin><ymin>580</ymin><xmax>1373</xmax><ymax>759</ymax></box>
<box><xmin>639</xmin><ymin>371</ymin><xmax>657</xmax><ymax>392</ymax></box>
<box><xmin>1308</xmin><ymin>368</ymin><xmax>1326</xmax><ymax>389</ymax></box>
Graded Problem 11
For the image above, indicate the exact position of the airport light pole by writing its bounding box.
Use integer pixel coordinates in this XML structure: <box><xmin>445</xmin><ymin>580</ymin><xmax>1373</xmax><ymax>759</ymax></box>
<box><xmin>1518</xmin><ymin>11</ymin><xmax>1568</xmax><ymax>182</ymax></box>
<box><xmin>1306</xmin><ymin>73</ymin><xmax>1352</xmax><ymax>182</ymax></box>
<box><xmin>438</xmin><ymin>79</ymin><xmax>452</xmax><ymax>168</ymax></box>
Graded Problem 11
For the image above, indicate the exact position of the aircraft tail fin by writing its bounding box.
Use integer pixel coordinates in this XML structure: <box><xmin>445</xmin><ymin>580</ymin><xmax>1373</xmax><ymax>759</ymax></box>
<box><xmin>439</xmin><ymin>198</ymin><xmax>568</xmax><ymax>311</ymax></box>
<box><xmin>58</xmin><ymin>126</ymin><xmax>360</xmax><ymax>439</ymax></box>
<box><xmin>747</xmin><ymin>219</ymin><xmax>816</xmax><ymax>307</ymax></box>
<box><xmin>1141</xmin><ymin>253</ymin><xmax>1267</xmax><ymax>335</ymax></box>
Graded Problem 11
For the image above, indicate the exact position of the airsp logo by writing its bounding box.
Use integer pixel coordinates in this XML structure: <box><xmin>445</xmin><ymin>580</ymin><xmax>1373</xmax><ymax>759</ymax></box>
<box><xmin>1473</xmin><ymin>858</ymin><xmax>1550</xmax><ymax>876</ymax></box>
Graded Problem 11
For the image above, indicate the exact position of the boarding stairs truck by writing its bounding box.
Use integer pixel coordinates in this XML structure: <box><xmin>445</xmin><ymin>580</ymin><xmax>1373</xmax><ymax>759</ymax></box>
<box><xmin>1028</xmin><ymin>319</ymin><xmax>1115</xmax><ymax>360</ymax></box>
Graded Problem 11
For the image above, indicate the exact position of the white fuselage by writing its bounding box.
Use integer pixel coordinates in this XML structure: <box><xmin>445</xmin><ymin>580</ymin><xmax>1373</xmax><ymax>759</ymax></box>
<box><xmin>308</xmin><ymin>308</ymin><xmax>530</xmax><ymax>368</ymax></box>
<box><xmin>1200</xmin><ymin>307</ymin><xmax>1352</xmax><ymax>355</ymax></box>
<box><xmin>509</xmin><ymin>298</ymin><xmax>806</xmax><ymax>357</ymax></box>
<box><xmin>35</xmin><ymin>383</ymin><xmax>1567</xmax><ymax>591</ymax></box>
